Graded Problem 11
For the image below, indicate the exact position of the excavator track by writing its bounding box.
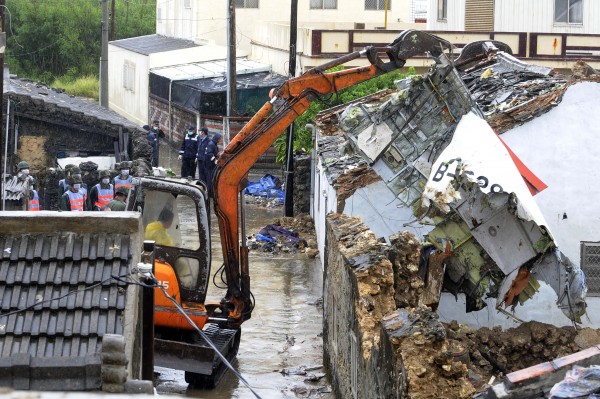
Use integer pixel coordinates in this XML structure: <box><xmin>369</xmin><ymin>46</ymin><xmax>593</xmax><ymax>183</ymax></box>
<box><xmin>182</xmin><ymin>324</ymin><xmax>241</xmax><ymax>389</ymax></box>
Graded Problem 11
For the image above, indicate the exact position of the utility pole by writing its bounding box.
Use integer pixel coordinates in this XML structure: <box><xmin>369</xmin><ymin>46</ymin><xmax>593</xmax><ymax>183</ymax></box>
<box><xmin>110</xmin><ymin>0</ymin><xmax>116</xmax><ymax>41</ymax></box>
<box><xmin>100</xmin><ymin>0</ymin><xmax>109</xmax><ymax>108</ymax></box>
<box><xmin>226</xmin><ymin>0</ymin><xmax>237</xmax><ymax>119</ymax></box>
<box><xmin>283</xmin><ymin>0</ymin><xmax>298</xmax><ymax>217</ymax></box>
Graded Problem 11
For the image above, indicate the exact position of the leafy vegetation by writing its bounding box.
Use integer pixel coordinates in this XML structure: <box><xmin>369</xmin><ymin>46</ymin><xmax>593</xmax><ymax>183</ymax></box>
<box><xmin>5</xmin><ymin>0</ymin><xmax>155</xmax><ymax>92</ymax></box>
<box><xmin>275</xmin><ymin>66</ymin><xmax>417</xmax><ymax>163</ymax></box>
<box><xmin>52</xmin><ymin>75</ymin><xmax>100</xmax><ymax>100</ymax></box>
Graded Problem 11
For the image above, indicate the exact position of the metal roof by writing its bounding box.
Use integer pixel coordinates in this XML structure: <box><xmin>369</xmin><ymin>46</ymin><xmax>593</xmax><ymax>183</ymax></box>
<box><xmin>151</xmin><ymin>58</ymin><xmax>273</xmax><ymax>81</ymax></box>
<box><xmin>110</xmin><ymin>34</ymin><xmax>200</xmax><ymax>56</ymax></box>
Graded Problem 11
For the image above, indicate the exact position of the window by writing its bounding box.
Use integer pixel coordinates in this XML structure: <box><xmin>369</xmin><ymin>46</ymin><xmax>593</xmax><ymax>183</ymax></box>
<box><xmin>122</xmin><ymin>61</ymin><xmax>135</xmax><ymax>93</ymax></box>
<box><xmin>235</xmin><ymin>0</ymin><xmax>259</xmax><ymax>8</ymax></box>
<box><xmin>310</xmin><ymin>0</ymin><xmax>337</xmax><ymax>9</ymax></box>
<box><xmin>365</xmin><ymin>0</ymin><xmax>391</xmax><ymax>10</ymax></box>
<box><xmin>555</xmin><ymin>0</ymin><xmax>582</xmax><ymax>24</ymax></box>
<box><xmin>184</xmin><ymin>0</ymin><xmax>191</xmax><ymax>8</ymax></box>
<box><xmin>438</xmin><ymin>0</ymin><xmax>447</xmax><ymax>20</ymax></box>
<box><xmin>157</xmin><ymin>7</ymin><xmax>162</xmax><ymax>23</ymax></box>
<box><xmin>581</xmin><ymin>241</ymin><xmax>600</xmax><ymax>296</ymax></box>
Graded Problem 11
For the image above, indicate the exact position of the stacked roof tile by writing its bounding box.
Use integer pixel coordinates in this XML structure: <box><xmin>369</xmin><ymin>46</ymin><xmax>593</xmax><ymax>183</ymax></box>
<box><xmin>0</xmin><ymin>232</ymin><xmax>131</xmax><ymax>390</ymax></box>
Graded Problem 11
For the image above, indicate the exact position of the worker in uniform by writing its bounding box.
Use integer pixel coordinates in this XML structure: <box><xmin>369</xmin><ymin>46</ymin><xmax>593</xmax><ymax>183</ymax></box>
<box><xmin>104</xmin><ymin>186</ymin><xmax>128</xmax><ymax>211</ymax></box>
<box><xmin>204</xmin><ymin>132</ymin><xmax>222</xmax><ymax>196</ymax></box>
<box><xmin>144</xmin><ymin>207</ymin><xmax>175</xmax><ymax>246</ymax></box>
<box><xmin>58</xmin><ymin>164</ymin><xmax>76</xmax><ymax>194</ymax></box>
<box><xmin>16</xmin><ymin>161</ymin><xmax>35</xmax><ymax>210</ymax></box>
<box><xmin>62</xmin><ymin>166</ymin><xmax>88</xmax><ymax>197</ymax></box>
<box><xmin>178</xmin><ymin>125</ymin><xmax>198</xmax><ymax>179</ymax></box>
<box><xmin>113</xmin><ymin>162</ymin><xmax>133</xmax><ymax>191</ymax></box>
<box><xmin>28</xmin><ymin>188</ymin><xmax>40</xmax><ymax>211</ymax></box>
<box><xmin>150</xmin><ymin>119</ymin><xmax>165</xmax><ymax>167</ymax></box>
<box><xmin>60</xmin><ymin>175</ymin><xmax>88</xmax><ymax>211</ymax></box>
<box><xmin>196</xmin><ymin>127</ymin><xmax>210</xmax><ymax>187</ymax></box>
<box><xmin>88</xmin><ymin>170</ymin><xmax>114</xmax><ymax>211</ymax></box>
<box><xmin>145</xmin><ymin>124</ymin><xmax>159</xmax><ymax>167</ymax></box>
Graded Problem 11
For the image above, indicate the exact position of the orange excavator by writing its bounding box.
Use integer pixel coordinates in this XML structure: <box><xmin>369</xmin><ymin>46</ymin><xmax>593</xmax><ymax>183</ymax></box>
<box><xmin>127</xmin><ymin>30</ymin><xmax>452</xmax><ymax>388</ymax></box>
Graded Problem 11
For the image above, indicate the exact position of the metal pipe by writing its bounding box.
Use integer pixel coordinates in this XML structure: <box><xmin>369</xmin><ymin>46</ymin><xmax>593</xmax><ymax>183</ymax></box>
<box><xmin>306</xmin><ymin>123</ymin><xmax>316</xmax><ymax>219</ymax></box>
<box><xmin>240</xmin><ymin>189</ymin><xmax>246</xmax><ymax>250</ymax></box>
<box><xmin>2</xmin><ymin>99</ymin><xmax>10</xmax><ymax>211</ymax></box>
<box><xmin>140</xmin><ymin>240</ymin><xmax>156</xmax><ymax>382</ymax></box>
<box><xmin>384</xmin><ymin>0</ymin><xmax>389</xmax><ymax>29</ymax></box>
<box><xmin>168</xmin><ymin>79</ymin><xmax>173</xmax><ymax>144</ymax></box>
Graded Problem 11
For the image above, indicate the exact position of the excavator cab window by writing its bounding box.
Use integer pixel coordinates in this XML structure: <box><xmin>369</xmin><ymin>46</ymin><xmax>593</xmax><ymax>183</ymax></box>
<box><xmin>130</xmin><ymin>178</ymin><xmax>212</xmax><ymax>302</ymax></box>
<box><xmin>141</xmin><ymin>190</ymin><xmax>200</xmax><ymax>251</ymax></box>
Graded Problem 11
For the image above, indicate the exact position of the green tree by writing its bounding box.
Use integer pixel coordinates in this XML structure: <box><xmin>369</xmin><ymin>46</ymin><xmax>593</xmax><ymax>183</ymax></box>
<box><xmin>5</xmin><ymin>0</ymin><xmax>155</xmax><ymax>83</ymax></box>
<box><xmin>275</xmin><ymin>66</ymin><xmax>417</xmax><ymax>163</ymax></box>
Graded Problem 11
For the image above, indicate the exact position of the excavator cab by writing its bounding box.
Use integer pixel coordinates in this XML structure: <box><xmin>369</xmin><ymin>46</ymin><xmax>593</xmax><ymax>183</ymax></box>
<box><xmin>127</xmin><ymin>176</ymin><xmax>240</xmax><ymax>388</ymax></box>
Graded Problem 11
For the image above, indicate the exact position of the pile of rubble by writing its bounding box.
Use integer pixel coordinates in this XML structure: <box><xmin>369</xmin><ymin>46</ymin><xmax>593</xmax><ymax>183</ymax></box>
<box><xmin>445</xmin><ymin>321</ymin><xmax>600</xmax><ymax>390</ymax></box>
<box><xmin>247</xmin><ymin>214</ymin><xmax>319</xmax><ymax>257</ymax></box>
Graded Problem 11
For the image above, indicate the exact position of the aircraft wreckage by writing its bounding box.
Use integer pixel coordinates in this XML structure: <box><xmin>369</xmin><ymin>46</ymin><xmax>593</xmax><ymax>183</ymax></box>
<box><xmin>329</xmin><ymin>40</ymin><xmax>587</xmax><ymax>323</ymax></box>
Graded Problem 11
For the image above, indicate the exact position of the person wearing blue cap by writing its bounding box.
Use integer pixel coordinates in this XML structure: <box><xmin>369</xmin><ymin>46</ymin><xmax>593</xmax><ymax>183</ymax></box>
<box><xmin>196</xmin><ymin>127</ymin><xmax>210</xmax><ymax>187</ymax></box>
<box><xmin>204</xmin><ymin>132</ymin><xmax>222</xmax><ymax>195</ymax></box>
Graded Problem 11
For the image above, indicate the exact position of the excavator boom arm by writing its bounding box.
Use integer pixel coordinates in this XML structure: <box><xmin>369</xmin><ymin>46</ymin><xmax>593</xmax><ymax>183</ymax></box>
<box><xmin>211</xmin><ymin>30</ymin><xmax>452</xmax><ymax>328</ymax></box>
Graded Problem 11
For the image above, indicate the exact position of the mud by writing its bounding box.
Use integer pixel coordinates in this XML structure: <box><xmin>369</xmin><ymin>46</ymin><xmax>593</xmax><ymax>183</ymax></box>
<box><xmin>333</xmin><ymin>165</ymin><xmax>381</xmax><ymax>213</ymax></box>
<box><xmin>384</xmin><ymin>307</ymin><xmax>475</xmax><ymax>399</ymax></box>
<box><xmin>445</xmin><ymin>320</ymin><xmax>600</xmax><ymax>390</ymax></box>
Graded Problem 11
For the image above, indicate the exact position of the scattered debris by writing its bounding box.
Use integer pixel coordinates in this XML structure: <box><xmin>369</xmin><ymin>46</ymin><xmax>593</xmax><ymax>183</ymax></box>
<box><xmin>244</xmin><ymin>174</ymin><xmax>284</xmax><ymax>206</ymax></box>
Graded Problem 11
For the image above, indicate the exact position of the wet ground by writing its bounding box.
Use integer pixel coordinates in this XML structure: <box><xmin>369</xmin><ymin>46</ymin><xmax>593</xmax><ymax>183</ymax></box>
<box><xmin>153</xmin><ymin>141</ymin><xmax>333</xmax><ymax>398</ymax></box>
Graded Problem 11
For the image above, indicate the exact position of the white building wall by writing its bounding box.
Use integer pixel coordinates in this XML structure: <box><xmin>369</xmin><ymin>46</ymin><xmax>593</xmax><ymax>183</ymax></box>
<box><xmin>108</xmin><ymin>46</ymin><xmax>149</xmax><ymax>126</ymax></box>
<box><xmin>314</xmin><ymin>163</ymin><xmax>338</xmax><ymax>267</ymax></box>
<box><xmin>427</xmin><ymin>0</ymin><xmax>465</xmax><ymax>30</ymax></box>
<box><xmin>500</xmin><ymin>82</ymin><xmax>600</xmax><ymax>268</ymax></box>
<box><xmin>495</xmin><ymin>0</ymin><xmax>600</xmax><ymax>33</ymax></box>
<box><xmin>108</xmin><ymin>43</ymin><xmax>233</xmax><ymax>126</ymax></box>
<box><xmin>158</xmin><ymin>0</ymin><xmax>416</xmax><ymax>51</ymax></box>
<box><xmin>427</xmin><ymin>0</ymin><xmax>600</xmax><ymax>33</ymax></box>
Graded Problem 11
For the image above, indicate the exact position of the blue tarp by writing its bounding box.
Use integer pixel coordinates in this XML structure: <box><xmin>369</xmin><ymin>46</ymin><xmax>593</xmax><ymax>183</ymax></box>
<box><xmin>245</xmin><ymin>174</ymin><xmax>284</xmax><ymax>204</ymax></box>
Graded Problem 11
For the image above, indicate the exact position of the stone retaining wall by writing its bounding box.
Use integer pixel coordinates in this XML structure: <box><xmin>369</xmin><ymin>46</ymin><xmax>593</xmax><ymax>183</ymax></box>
<box><xmin>324</xmin><ymin>213</ymin><xmax>475</xmax><ymax>399</ymax></box>
<box><xmin>293</xmin><ymin>154</ymin><xmax>311</xmax><ymax>216</ymax></box>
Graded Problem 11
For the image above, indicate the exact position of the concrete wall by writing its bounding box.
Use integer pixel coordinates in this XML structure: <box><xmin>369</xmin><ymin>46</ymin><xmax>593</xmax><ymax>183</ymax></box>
<box><xmin>293</xmin><ymin>154</ymin><xmax>311</xmax><ymax>216</ymax></box>
<box><xmin>427</xmin><ymin>0</ymin><xmax>465</xmax><ymax>30</ymax></box>
<box><xmin>428</xmin><ymin>0</ymin><xmax>600</xmax><ymax>34</ymax></box>
<box><xmin>108</xmin><ymin>43</ymin><xmax>231</xmax><ymax>127</ymax></box>
<box><xmin>496</xmin><ymin>0</ymin><xmax>600</xmax><ymax>33</ymax></box>
<box><xmin>108</xmin><ymin>45</ymin><xmax>149</xmax><ymax>127</ymax></box>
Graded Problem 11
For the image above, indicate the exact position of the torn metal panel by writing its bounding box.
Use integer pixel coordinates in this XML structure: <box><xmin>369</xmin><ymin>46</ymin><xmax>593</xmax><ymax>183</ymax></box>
<box><xmin>340</xmin><ymin>50</ymin><xmax>475</xmax><ymax>209</ymax></box>
<box><xmin>329</xmin><ymin>44</ymin><xmax>587</xmax><ymax>323</ymax></box>
<box><xmin>421</xmin><ymin>111</ymin><xmax>586</xmax><ymax>322</ymax></box>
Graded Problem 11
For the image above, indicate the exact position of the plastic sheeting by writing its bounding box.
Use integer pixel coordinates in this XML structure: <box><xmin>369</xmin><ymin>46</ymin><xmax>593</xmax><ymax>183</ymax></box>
<box><xmin>149</xmin><ymin>72</ymin><xmax>287</xmax><ymax>116</ymax></box>
<box><xmin>550</xmin><ymin>365</ymin><xmax>600</xmax><ymax>398</ymax></box>
<box><xmin>245</xmin><ymin>174</ymin><xmax>284</xmax><ymax>204</ymax></box>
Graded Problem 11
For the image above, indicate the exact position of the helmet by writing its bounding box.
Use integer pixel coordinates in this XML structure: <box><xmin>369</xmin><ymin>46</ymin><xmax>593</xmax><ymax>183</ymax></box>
<box><xmin>71</xmin><ymin>166</ymin><xmax>82</xmax><ymax>175</ymax></box>
<box><xmin>188</xmin><ymin>125</ymin><xmax>196</xmax><ymax>131</ymax></box>
<box><xmin>100</xmin><ymin>170</ymin><xmax>111</xmax><ymax>178</ymax></box>
<box><xmin>64</xmin><ymin>163</ymin><xmax>76</xmax><ymax>171</ymax></box>
<box><xmin>119</xmin><ymin>161</ymin><xmax>132</xmax><ymax>170</ymax></box>
<box><xmin>17</xmin><ymin>161</ymin><xmax>30</xmax><ymax>171</ymax></box>
<box><xmin>115</xmin><ymin>186</ymin><xmax>129</xmax><ymax>196</ymax></box>
<box><xmin>71</xmin><ymin>175</ymin><xmax>83</xmax><ymax>184</ymax></box>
